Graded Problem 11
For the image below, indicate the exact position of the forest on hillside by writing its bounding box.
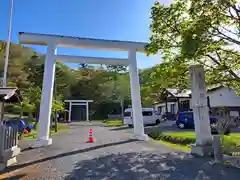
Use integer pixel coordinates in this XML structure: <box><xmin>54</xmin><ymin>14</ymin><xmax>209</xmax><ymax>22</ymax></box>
<box><xmin>2</xmin><ymin>0</ymin><xmax>240</xmax><ymax>120</ymax></box>
<box><xmin>0</xmin><ymin>41</ymin><xmax>136</xmax><ymax>120</ymax></box>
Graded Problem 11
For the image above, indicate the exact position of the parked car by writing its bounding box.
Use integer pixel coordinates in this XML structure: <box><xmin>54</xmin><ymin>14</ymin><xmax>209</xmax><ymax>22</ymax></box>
<box><xmin>176</xmin><ymin>111</ymin><xmax>230</xmax><ymax>135</ymax></box>
<box><xmin>124</xmin><ymin>108</ymin><xmax>162</xmax><ymax>127</ymax></box>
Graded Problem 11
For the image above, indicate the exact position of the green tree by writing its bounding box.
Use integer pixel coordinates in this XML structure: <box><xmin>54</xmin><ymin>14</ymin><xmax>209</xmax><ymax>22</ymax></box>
<box><xmin>52</xmin><ymin>94</ymin><xmax>64</xmax><ymax>112</ymax></box>
<box><xmin>106</xmin><ymin>65</ymin><xmax>129</xmax><ymax>116</ymax></box>
<box><xmin>146</xmin><ymin>0</ymin><xmax>240</xmax><ymax>90</ymax></box>
<box><xmin>17</xmin><ymin>97</ymin><xmax>35</xmax><ymax>118</ymax></box>
<box><xmin>24</xmin><ymin>54</ymin><xmax>45</xmax><ymax>87</ymax></box>
<box><xmin>23</xmin><ymin>86</ymin><xmax>42</xmax><ymax>119</ymax></box>
<box><xmin>55</xmin><ymin>62</ymin><xmax>75</xmax><ymax>98</ymax></box>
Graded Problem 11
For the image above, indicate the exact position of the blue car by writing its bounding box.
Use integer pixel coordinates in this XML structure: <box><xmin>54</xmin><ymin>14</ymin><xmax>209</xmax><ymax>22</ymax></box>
<box><xmin>176</xmin><ymin>111</ymin><xmax>217</xmax><ymax>129</ymax></box>
<box><xmin>176</xmin><ymin>111</ymin><xmax>231</xmax><ymax>135</ymax></box>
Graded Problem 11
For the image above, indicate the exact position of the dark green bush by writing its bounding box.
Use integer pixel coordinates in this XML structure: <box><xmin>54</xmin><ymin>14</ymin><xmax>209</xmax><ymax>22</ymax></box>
<box><xmin>149</xmin><ymin>133</ymin><xmax>195</xmax><ymax>145</ymax></box>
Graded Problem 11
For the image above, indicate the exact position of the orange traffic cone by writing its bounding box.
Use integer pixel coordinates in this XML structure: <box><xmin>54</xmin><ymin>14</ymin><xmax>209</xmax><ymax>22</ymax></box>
<box><xmin>87</xmin><ymin>128</ymin><xmax>94</xmax><ymax>143</ymax></box>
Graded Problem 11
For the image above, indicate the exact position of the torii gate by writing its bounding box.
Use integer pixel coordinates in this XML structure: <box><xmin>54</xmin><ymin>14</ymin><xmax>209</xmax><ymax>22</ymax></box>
<box><xmin>64</xmin><ymin>100</ymin><xmax>93</xmax><ymax>122</ymax></box>
<box><xmin>18</xmin><ymin>32</ymin><xmax>149</xmax><ymax>147</ymax></box>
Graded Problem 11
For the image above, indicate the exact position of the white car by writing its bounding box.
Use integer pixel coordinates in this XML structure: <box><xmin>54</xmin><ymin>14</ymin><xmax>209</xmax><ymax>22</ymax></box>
<box><xmin>123</xmin><ymin>108</ymin><xmax>162</xmax><ymax>127</ymax></box>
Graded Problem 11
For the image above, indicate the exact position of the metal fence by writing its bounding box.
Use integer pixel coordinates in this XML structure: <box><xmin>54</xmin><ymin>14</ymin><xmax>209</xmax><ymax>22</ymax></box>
<box><xmin>0</xmin><ymin>124</ymin><xmax>18</xmax><ymax>155</ymax></box>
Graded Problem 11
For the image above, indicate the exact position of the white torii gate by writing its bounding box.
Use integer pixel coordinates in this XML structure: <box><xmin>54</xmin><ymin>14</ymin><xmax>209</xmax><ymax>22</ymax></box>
<box><xmin>19</xmin><ymin>32</ymin><xmax>149</xmax><ymax>147</ymax></box>
<box><xmin>64</xmin><ymin>100</ymin><xmax>93</xmax><ymax>122</ymax></box>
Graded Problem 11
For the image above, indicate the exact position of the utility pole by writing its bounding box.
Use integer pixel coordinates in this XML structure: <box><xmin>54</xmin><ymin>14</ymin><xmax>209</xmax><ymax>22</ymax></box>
<box><xmin>3</xmin><ymin>0</ymin><xmax>13</xmax><ymax>87</ymax></box>
<box><xmin>1</xmin><ymin>0</ymin><xmax>14</xmax><ymax>122</ymax></box>
<box><xmin>54</xmin><ymin>72</ymin><xmax>58</xmax><ymax>132</ymax></box>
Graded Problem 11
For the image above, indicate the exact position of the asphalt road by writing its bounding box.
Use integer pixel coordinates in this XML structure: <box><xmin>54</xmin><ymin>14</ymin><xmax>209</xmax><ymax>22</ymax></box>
<box><xmin>155</xmin><ymin>121</ymin><xmax>240</xmax><ymax>134</ymax></box>
<box><xmin>1</xmin><ymin>121</ymin><xmax>240</xmax><ymax>180</ymax></box>
<box><xmin>111</xmin><ymin>121</ymin><xmax>187</xmax><ymax>135</ymax></box>
<box><xmin>113</xmin><ymin>120</ymin><xmax>240</xmax><ymax>135</ymax></box>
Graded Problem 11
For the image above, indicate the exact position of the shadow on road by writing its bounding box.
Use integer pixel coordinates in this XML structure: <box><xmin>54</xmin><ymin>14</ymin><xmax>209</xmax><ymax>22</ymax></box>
<box><xmin>20</xmin><ymin>147</ymin><xmax>35</xmax><ymax>153</ymax></box>
<box><xmin>110</xmin><ymin>126</ymin><xmax>132</xmax><ymax>131</ymax></box>
<box><xmin>110</xmin><ymin>122</ymin><xmax>177</xmax><ymax>132</ymax></box>
<box><xmin>64</xmin><ymin>152</ymin><xmax>240</xmax><ymax>180</ymax></box>
<box><xmin>144</xmin><ymin>122</ymin><xmax>240</xmax><ymax>135</ymax></box>
<box><xmin>67</xmin><ymin>122</ymin><xmax>105</xmax><ymax>128</ymax></box>
<box><xmin>1</xmin><ymin>139</ymin><xmax>138</xmax><ymax>174</ymax></box>
<box><xmin>144</xmin><ymin>124</ymin><xmax>186</xmax><ymax>134</ymax></box>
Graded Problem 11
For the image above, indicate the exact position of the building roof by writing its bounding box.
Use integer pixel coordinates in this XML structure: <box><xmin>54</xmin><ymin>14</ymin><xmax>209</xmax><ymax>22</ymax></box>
<box><xmin>207</xmin><ymin>85</ymin><xmax>227</xmax><ymax>92</ymax></box>
<box><xmin>168</xmin><ymin>85</ymin><xmax>230</xmax><ymax>97</ymax></box>
<box><xmin>167</xmin><ymin>88</ymin><xmax>191</xmax><ymax>98</ymax></box>
<box><xmin>153</xmin><ymin>86</ymin><xmax>230</xmax><ymax>105</ymax></box>
<box><xmin>153</xmin><ymin>88</ymin><xmax>191</xmax><ymax>104</ymax></box>
<box><xmin>0</xmin><ymin>87</ymin><xmax>22</xmax><ymax>103</ymax></box>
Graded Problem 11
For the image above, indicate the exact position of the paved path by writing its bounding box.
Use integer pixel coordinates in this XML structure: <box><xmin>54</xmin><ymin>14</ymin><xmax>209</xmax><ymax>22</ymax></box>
<box><xmin>1</xmin><ymin>122</ymin><xmax>240</xmax><ymax>180</ymax></box>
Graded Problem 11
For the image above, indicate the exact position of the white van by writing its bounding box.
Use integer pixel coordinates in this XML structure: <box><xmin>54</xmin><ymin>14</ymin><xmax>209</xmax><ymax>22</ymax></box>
<box><xmin>123</xmin><ymin>108</ymin><xmax>162</xmax><ymax>127</ymax></box>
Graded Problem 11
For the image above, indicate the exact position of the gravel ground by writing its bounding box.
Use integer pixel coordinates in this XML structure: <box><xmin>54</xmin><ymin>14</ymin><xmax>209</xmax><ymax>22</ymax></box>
<box><xmin>1</xmin><ymin>121</ymin><xmax>240</xmax><ymax>180</ymax></box>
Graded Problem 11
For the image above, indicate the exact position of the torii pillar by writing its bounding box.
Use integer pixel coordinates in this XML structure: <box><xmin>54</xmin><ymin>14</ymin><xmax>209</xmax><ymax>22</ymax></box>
<box><xmin>129</xmin><ymin>48</ymin><xmax>148</xmax><ymax>141</ymax></box>
<box><xmin>33</xmin><ymin>41</ymin><xmax>56</xmax><ymax>147</ymax></box>
<box><xmin>189</xmin><ymin>65</ymin><xmax>213</xmax><ymax>156</ymax></box>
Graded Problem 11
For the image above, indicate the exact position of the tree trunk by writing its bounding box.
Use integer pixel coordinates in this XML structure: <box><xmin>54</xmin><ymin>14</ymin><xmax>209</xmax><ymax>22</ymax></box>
<box><xmin>120</xmin><ymin>98</ymin><xmax>124</xmax><ymax>120</ymax></box>
<box><xmin>19</xmin><ymin>103</ymin><xmax>23</xmax><ymax>118</ymax></box>
<box><xmin>54</xmin><ymin>111</ymin><xmax>58</xmax><ymax>132</ymax></box>
<box><xmin>0</xmin><ymin>102</ymin><xmax>5</xmax><ymax>122</ymax></box>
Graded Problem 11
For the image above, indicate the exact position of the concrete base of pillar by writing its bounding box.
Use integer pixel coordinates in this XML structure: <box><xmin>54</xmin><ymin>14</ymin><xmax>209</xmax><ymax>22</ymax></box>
<box><xmin>0</xmin><ymin>157</ymin><xmax>17</xmax><ymax>171</ymax></box>
<box><xmin>32</xmin><ymin>138</ymin><xmax>52</xmax><ymax>148</ymax></box>
<box><xmin>0</xmin><ymin>146</ymin><xmax>20</xmax><ymax>171</ymax></box>
<box><xmin>190</xmin><ymin>144</ymin><xmax>213</xmax><ymax>157</ymax></box>
<box><xmin>131</xmin><ymin>133</ymin><xmax>149</xmax><ymax>141</ymax></box>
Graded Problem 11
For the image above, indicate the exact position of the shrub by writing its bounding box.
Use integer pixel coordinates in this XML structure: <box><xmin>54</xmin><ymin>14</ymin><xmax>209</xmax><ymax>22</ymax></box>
<box><xmin>148</xmin><ymin>132</ymin><xmax>195</xmax><ymax>145</ymax></box>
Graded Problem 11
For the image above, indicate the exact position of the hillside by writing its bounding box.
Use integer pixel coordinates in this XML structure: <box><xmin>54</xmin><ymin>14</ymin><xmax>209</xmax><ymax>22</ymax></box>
<box><xmin>0</xmin><ymin>41</ymin><xmax>43</xmax><ymax>88</ymax></box>
<box><xmin>0</xmin><ymin>41</ymin><xmax>135</xmax><ymax>119</ymax></box>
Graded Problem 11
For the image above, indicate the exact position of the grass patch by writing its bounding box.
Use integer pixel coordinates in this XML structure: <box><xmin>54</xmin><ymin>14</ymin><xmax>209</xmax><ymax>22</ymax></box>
<box><xmin>23</xmin><ymin>123</ymin><xmax>69</xmax><ymax>140</ymax></box>
<box><xmin>158</xmin><ymin>140</ymin><xmax>191</xmax><ymax>152</ymax></box>
<box><xmin>149</xmin><ymin>137</ymin><xmax>190</xmax><ymax>152</ymax></box>
<box><xmin>4</xmin><ymin>113</ymin><xmax>28</xmax><ymax>119</ymax></box>
<box><xmin>104</xmin><ymin>120</ymin><xmax>123</xmax><ymax>127</ymax></box>
<box><xmin>148</xmin><ymin>131</ymin><xmax>240</xmax><ymax>153</ymax></box>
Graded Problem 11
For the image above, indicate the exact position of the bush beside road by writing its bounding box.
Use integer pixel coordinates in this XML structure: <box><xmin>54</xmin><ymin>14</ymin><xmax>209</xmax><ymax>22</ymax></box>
<box><xmin>103</xmin><ymin>120</ymin><xmax>123</xmax><ymax>127</ymax></box>
<box><xmin>148</xmin><ymin>131</ymin><xmax>240</xmax><ymax>155</ymax></box>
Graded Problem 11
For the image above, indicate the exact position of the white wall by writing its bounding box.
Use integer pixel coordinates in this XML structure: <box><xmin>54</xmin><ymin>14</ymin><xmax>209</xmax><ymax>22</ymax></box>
<box><xmin>154</xmin><ymin>87</ymin><xmax>240</xmax><ymax>113</ymax></box>
<box><xmin>154</xmin><ymin>102</ymin><xmax>179</xmax><ymax>115</ymax></box>
<box><xmin>207</xmin><ymin>87</ymin><xmax>240</xmax><ymax>107</ymax></box>
<box><xmin>154</xmin><ymin>103</ymin><xmax>164</xmax><ymax>115</ymax></box>
<box><xmin>154</xmin><ymin>97</ymin><xmax>193</xmax><ymax>115</ymax></box>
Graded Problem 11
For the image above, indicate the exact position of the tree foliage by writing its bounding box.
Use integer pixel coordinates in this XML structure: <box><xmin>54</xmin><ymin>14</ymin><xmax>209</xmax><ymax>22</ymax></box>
<box><xmin>146</xmin><ymin>0</ymin><xmax>240</xmax><ymax>93</ymax></box>
<box><xmin>0</xmin><ymin>40</ymin><xmax>138</xmax><ymax>119</ymax></box>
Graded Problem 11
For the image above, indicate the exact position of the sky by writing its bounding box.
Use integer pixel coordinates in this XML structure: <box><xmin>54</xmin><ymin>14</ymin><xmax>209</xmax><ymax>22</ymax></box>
<box><xmin>0</xmin><ymin>0</ymin><xmax>171</xmax><ymax>69</ymax></box>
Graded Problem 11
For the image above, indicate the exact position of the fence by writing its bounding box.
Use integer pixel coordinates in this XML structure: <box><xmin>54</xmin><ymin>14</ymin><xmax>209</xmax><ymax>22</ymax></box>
<box><xmin>0</xmin><ymin>124</ymin><xmax>18</xmax><ymax>159</ymax></box>
<box><xmin>212</xmin><ymin>135</ymin><xmax>240</xmax><ymax>163</ymax></box>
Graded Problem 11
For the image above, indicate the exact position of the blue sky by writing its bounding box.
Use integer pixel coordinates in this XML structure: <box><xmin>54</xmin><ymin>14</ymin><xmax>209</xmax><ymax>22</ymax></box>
<box><xmin>0</xmin><ymin>0</ymin><xmax>170</xmax><ymax>69</ymax></box>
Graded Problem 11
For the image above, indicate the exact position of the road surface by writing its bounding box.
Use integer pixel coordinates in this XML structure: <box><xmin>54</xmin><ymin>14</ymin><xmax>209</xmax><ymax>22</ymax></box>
<box><xmin>1</xmin><ymin>121</ymin><xmax>240</xmax><ymax>180</ymax></box>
